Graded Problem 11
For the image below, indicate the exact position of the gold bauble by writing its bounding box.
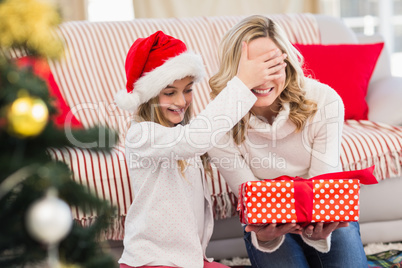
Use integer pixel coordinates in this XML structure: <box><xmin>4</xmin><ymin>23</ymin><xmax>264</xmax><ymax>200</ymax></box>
<box><xmin>7</xmin><ymin>96</ymin><xmax>49</xmax><ymax>137</ymax></box>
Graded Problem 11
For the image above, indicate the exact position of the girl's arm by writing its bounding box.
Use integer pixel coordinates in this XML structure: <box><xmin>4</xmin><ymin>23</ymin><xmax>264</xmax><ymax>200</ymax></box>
<box><xmin>126</xmin><ymin>77</ymin><xmax>257</xmax><ymax>160</ymax></box>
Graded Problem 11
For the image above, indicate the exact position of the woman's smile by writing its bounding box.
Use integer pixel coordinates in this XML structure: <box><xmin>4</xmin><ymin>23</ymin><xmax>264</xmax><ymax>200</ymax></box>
<box><xmin>252</xmin><ymin>87</ymin><xmax>274</xmax><ymax>96</ymax></box>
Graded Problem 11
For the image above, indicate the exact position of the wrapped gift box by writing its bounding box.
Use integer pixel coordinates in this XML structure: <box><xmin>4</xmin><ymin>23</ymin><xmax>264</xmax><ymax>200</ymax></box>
<box><xmin>237</xmin><ymin>166</ymin><xmax>377</xmax><ymax>225</ymax></box>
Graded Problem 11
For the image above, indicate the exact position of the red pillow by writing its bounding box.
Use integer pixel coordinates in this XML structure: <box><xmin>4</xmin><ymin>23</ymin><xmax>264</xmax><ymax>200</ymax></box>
<box><xmin>15</xmin><ymin>57</ymin><xmax>83</xmax><ymax>128</ymax></box>
<box><xmin>293</xmin><ymin>43</ymin><xmax>384</xmax><ymax>120</ymax></box>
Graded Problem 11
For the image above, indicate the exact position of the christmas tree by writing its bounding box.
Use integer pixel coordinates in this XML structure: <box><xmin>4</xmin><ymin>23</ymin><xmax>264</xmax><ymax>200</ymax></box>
<box><xmin>0</xmin><ymin>0</ymin><xmax>118</xmax><ymax>267</ymax></box>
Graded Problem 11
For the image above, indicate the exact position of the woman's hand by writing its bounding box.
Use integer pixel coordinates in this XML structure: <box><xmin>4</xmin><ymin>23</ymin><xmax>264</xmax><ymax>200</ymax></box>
<box><xmin>236</xmin><ymin>41</ymin><xmax>287</xmax><ymax>90</ymax></box>
<box><xmin>245</xmin><ymin>223</ymin><xmax>302</xmax><ymax>243</ymax></box>
<box><xmin>302</xmin><ymin>222</ymin><xmax>350</xmax><ymax>240</ymax></box>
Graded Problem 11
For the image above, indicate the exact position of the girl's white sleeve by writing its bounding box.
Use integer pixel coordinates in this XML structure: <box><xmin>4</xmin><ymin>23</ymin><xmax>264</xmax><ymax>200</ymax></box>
<box><xmin>125</xmin><ymin>76</ymin><xmax>257</xmax><ymax>160</ymax></box>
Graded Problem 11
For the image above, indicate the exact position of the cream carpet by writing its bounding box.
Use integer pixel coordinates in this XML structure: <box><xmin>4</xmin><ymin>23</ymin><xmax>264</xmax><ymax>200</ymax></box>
<box><xmin>364</xmin><ymin>242</ymin><xmax>402</xmax><ymax>255</ymax></box>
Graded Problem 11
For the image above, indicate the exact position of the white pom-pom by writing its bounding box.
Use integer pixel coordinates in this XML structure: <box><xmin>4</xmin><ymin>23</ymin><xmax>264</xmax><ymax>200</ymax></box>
<box><xmin>114</xmin><ymin>89</ymin><xmax>141</xmax><ymax>112</ymax></box>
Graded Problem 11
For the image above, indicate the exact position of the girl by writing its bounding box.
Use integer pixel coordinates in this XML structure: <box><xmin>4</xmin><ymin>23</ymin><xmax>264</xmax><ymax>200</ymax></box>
<box><xmin>208</xmin><ymin>15</ymin><xmax>368</xmax><ymax>267</ymax></box>
<box><xmin>114</xmin><ymin>31</ymin><xmax>286</xmax><ymax>268</ymax></box>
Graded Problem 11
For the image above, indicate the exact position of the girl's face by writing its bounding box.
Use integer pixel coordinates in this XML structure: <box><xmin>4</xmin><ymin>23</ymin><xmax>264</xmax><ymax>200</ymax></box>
<box><xmin>247</xmin><ymin>37</ymin><xmax>286</xmax><ymax>113</ymax></box>
<box><xmin>158</xmin><ymin>76</ymin><xmax>194</xmax><ymax>127</ymax></box>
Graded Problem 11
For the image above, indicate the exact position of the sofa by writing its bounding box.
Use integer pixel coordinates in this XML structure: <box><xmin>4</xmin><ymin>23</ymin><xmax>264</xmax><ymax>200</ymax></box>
<box><xmin>32</xmin><ymin>13</ymin><xmax>402</xmax><ymax>261</ymax></box>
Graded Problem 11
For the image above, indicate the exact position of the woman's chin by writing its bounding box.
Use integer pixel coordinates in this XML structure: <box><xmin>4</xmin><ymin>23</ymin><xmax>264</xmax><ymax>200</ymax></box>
<box><xmin>253</xmin><ymin>99</ymin><xmax>275</xmax><ymax>108</ymax></box>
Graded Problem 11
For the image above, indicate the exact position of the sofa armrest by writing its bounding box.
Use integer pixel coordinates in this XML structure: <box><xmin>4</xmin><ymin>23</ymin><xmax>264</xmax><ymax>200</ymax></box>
<box><xmin>367</xmin><ymin>76</ymin><xmax>402</xmax><ymax>126</ymax></box>
<box><xmin>315</xmin><ymin>14</ymin><xmax>358</xmax><ymax>44</ymax></box>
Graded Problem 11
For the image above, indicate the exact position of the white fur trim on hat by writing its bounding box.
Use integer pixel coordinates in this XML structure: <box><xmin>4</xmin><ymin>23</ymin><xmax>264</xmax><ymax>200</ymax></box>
<box><xmin>115</xmin><ymin>51</ymin><xmax>206</xmax><ymax>112</ymax></box>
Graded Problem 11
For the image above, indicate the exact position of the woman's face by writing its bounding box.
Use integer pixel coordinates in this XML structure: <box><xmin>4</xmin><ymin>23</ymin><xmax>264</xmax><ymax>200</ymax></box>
<box><xmin>158</xmin><ymin>76</ymin><xmax>194</xmax><ymax>127</ymax></box>
<box><xmin>247</xmin><ymin>37</ymin><xmax>286</xmax><ymax>111</ymax></box>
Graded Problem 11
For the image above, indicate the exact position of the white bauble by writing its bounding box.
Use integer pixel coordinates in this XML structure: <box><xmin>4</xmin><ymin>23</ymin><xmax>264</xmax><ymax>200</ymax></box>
<box><xmin>26</xmin><ymin>190</ymin><xmax>73</xmax><ymax>244</ymax></box>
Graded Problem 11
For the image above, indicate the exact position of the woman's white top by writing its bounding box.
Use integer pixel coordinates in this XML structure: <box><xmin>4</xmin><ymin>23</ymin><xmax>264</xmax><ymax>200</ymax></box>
<box><xmin>208</xmin><ymin>78</ymin><xmax>345</xmax><ymax>253</ymax></box>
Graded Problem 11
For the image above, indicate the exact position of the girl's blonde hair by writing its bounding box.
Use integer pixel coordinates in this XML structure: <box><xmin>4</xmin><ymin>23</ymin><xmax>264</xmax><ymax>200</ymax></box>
<box><xmin>209</xmin><ymin>15</ymin><xmax>317</xmax><ymax>145</ymax></box>
<box><xmin>136</xmin><ymin>93</ymin><xmax>211</xmax><ymax>178</ymax></box>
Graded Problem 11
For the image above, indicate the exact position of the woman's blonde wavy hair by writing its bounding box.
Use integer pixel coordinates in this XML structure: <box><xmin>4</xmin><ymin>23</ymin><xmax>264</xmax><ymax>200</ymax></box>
<box><xmin>136</xmin><ymin>92</ymin><xmax>211</xmax><ymax>178</ymax></box>
<box><xmin>209</xmin><ymin>15</ymin><xmax>317</xmax><ymax>145</ymax></box>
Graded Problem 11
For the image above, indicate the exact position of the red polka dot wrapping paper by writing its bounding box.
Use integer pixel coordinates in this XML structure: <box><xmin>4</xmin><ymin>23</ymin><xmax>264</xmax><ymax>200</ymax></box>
<box><xmin>312</xmin><ymin>179</ymin><xmax>360</xmax><ymax>222</ymax></box>
<box><xmin>237</xmin><ymin>166</ymin><xmax>378</xmax><ymax>225</ymax></box>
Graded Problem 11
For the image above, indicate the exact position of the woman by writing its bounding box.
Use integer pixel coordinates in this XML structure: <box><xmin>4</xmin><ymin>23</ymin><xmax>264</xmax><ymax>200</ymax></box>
<box><xmin>208</xmin><ymin>15</ymin><xmax>368</xmax><ymax>267</ymax></box>
<box><xmin>114</xmin><ymin>31</ymin><xmax>286</xmax><ymax>268</ymax></box>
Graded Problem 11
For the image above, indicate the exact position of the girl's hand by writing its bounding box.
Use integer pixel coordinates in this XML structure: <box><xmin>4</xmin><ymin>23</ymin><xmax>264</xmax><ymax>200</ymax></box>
<box><xmin>236</xmin><ymin>41</ymin><xmax>287</xmax><ymax>90</ymax></box>
<box><xmin>245</xmin><ymin>223</ymin><xmax>302</xmax><ymax>243</ymax></box>
<box><xmin>302</xmin><ymin>222</ymin><xmax>349</xmax><ymax>240</ymax></box>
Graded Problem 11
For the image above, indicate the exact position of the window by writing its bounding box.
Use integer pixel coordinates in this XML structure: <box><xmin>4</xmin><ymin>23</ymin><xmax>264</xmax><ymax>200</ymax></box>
<box><xmin>87</xmin><ymin>0</ymin><xmax>134</xmax><ymax>22</ymax></box>
<box><xmin>333</xmin><ymin>0</ymin><xmax>402</xmax><ymax>76</ymax></box>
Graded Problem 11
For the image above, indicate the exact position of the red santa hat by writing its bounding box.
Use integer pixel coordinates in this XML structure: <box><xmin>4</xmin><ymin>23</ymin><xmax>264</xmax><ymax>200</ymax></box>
<box><xmin>115</xmin><ymin>31</ymin><xmax>206</xmax><ymax>112</ymax></box>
